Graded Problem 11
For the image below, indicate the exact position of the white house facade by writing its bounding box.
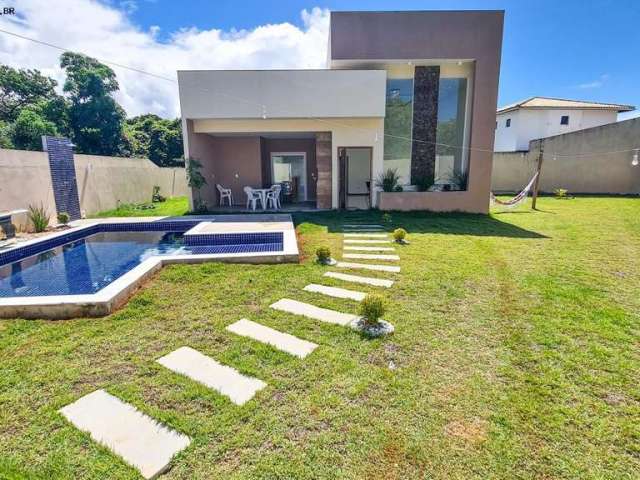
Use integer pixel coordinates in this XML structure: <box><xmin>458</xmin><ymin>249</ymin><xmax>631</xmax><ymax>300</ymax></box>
<box><xmin>494</xmin><ymin>97</ymin><xmax>634</xmax><ymax>152</ymax></box>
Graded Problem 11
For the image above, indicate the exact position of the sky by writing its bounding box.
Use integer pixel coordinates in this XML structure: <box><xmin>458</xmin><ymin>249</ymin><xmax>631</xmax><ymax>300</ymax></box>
<box><xmin>0</xmin><ymin>0</ymin><xmax>638</xmax><ymax>120</ymax></box>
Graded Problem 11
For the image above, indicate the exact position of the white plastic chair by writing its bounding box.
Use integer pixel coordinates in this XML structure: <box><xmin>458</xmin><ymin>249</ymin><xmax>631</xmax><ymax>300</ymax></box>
<box><xmin>266</xmin><ymin>184</ymin><xmax>282</xmax><ymax>209</ymax></box>
<box><xmin>244</xmin><ymin>186</ymin><xmax>262</xmax><ymax>211</ymax></box>
<box><xmin>216</xmin><ymin>184</ymin><xmax>233</xmax><ymax>206</ymax></box>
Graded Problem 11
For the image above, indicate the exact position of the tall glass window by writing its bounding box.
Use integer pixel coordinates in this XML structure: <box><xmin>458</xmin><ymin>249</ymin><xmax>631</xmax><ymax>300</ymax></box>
<box><xmin>435</xmin><ymin>78</ymin><xmax>468</xmax><ymax>190</ymax></box>
<box><xmin>383</xmin><ymin>78</ymin><xmax>413</xmax><ymax>185</ymax></box>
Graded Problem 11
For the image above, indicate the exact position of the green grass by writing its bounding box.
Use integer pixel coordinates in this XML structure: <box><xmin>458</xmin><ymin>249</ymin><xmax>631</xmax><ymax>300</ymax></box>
<box><xmin>93</xmin><ymin>196</ymin><xmax>189</xmax><ymax>218</ymax></box>
<box><xmin>1</xmin><ymin>197</ymin><xmax>639</xmax><ymax>479</ymax></box>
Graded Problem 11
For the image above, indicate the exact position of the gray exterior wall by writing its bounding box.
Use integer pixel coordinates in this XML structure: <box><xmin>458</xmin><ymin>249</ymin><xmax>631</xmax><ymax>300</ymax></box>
<box><xmin>178</xmin><ymin>69</ymin><xmax>386</xmax><ymax>120</ymax></box>
<box><xmin>491</xmin><ymin>117</ymin><xmax>640</xmax><ymax>195</ymax></box>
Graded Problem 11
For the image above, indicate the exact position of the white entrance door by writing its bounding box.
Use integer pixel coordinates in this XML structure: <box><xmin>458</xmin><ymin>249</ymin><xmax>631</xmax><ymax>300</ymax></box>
<box><xmin>271</xmin><ymin>153</ymin><xmax>307</xmax><ymax>202</ymax></box>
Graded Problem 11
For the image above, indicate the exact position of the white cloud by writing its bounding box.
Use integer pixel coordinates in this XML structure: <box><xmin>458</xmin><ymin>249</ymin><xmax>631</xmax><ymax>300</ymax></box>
<box><xmin>0</xmin><ymin>0</ymin><xmax>329</xmax><ymax>118</ymax></box>
<box><xmin>575</xmin><ymin>74</ymin><xmax>610</xmax><ymax>89</ymax></box>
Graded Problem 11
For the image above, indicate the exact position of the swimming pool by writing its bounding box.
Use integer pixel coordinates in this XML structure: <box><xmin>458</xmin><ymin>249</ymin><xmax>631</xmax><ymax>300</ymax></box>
<box><xmin>0</xmin><ymin>216</ymin><xmax>297</xmax><ymax>318</ymax></box>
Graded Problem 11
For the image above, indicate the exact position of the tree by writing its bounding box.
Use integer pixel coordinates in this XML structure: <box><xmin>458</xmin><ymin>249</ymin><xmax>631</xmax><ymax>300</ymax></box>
<box><xmin>0</xmin><ymin>66</ymin><xmax>58</xmax><ymax>122</ymax></box>
<box><xmin>60</xmin><ymin>52</ymin><xmax>126</xmax><ymax>156</ymax></box>
<box><xmin>126</xmin><ymin>114</ymin><xmax>183</xmax><ymax>166</ymax></box>
<box><xmin>11</xmin><ymin>108</ymin><xmax>58</xmax><ymax>150</ymax></box>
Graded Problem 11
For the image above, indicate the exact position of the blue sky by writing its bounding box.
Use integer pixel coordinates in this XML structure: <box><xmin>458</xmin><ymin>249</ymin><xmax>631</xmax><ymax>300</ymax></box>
<box><xmin>126</xmin><ymin>0</ymin><xmax>640</xmax><ymax>118</ymax></box>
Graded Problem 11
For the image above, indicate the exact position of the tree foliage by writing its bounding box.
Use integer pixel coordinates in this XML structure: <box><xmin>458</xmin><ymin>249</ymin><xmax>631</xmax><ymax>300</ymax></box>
<box><xmin>0</xmin><ymin>54</ymin><xmax>182</xmax><ymax>162</ymax></box>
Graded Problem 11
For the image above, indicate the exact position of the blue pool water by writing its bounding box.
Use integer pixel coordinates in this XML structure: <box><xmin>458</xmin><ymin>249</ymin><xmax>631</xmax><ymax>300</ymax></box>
<box><xmin>0</xmin><ymin>230</ymin><xmax>282</xmax><ymax>297</ymax></box>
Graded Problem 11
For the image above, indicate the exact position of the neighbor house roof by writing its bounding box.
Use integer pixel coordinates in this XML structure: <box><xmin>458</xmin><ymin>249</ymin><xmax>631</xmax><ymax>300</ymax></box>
<box><xmin>497</xmin><ymin>96</ymin><xmax>635</xmax><ymax>114</ymax></box>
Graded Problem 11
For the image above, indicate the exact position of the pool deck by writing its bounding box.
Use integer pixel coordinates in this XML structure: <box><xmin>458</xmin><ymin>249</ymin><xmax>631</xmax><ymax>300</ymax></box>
<box><xmin>0</xmin><ymin>215</ymin><xmax>299</xmax><ymax>319</ymax></box>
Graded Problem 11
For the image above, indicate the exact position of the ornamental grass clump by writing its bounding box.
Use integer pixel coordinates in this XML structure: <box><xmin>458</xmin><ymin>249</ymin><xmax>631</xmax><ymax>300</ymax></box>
<box><xmin>316</xmin><ymin>246</ymin><xmax>332</xmax><ymax>265</ymax></box>
<box><xmin>28</xmin><ymin>203</ymin><xmax>49</xmax><ymax>233</ymax></box>
<box><xmin>358</xmin><ymin>293</ymin><xmax>386</xmax><ymax>327</ymax></box>
<box><xmin>393</xmin><ymin>228</ymin><xmax>407</xmax><ymax>243</ymax></box>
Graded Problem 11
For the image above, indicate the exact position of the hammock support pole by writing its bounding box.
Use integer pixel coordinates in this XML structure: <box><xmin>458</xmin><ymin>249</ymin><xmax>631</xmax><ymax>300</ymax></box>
<box><xmin>531</xmin><ymin>140</ymin><xmax>544</xmax><ymax>210</ymax></box>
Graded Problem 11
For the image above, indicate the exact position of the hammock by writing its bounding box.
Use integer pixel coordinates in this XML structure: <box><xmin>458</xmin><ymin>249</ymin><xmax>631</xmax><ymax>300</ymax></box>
<box><xmin>490</xmin><ymin>172</ymin><xmax>539</xmax><ymax>208</ymax></box>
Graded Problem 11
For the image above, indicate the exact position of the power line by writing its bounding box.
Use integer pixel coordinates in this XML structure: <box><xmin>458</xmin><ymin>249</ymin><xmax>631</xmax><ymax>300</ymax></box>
<box><xmin>1</xmin><ymin>28</ymin><xmax>638</xmax><ymax>159</ymax></box>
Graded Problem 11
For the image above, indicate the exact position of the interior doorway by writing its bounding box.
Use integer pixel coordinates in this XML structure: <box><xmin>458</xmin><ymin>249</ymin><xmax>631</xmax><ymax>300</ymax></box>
<box><xmin>271</xmin><ymin>152</ymin><xmax>307</xmax><ymax>202</ymax></box>
<box><xmin>339</xmin><ymin>147</ymin><xmax>372</xmax><ymax>209</ymax></box>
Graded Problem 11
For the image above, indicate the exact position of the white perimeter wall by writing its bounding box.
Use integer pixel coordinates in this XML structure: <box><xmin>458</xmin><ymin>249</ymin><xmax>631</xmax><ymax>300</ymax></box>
<box><xmin>495</xmin><ymin>109</ymin><xmax>618</xmax><ymax>152</ymax></box>
<box><xmin>0</xmin><ymin>149</ymin><xmax>188</xmax><ymax>219</ymax></box>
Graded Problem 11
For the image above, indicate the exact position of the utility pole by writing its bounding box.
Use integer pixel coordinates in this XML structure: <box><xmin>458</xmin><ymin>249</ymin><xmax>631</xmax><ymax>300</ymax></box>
<box><xmin>531</xmin><ymin>140</ymin><xmax>544</xmax><ymax>210</ymax></box>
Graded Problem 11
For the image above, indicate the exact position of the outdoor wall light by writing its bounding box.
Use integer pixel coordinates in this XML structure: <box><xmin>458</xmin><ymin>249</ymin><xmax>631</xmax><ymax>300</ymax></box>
<box><xmin>632</xmin><ymin>149</ymin><xmax>639</xmax><ymax>167</ymax></box>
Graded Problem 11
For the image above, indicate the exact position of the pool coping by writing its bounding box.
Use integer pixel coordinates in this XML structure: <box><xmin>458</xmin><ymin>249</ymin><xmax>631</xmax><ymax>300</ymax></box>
<box><xmin>0</xmin><ymin>215</ymin><xmax>298</xmax><ymax>319</ymax></box>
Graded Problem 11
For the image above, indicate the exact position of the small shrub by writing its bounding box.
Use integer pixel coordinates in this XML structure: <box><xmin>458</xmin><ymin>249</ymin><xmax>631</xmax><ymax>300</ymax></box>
<box><xmin>28</xmin><ymin>203</ymin><xmax>49</xmax><ymax>233</ymax></box>
<box><xmin>393</xmin><ymin>228</ymin><xmax>407</xmax><ymax>242</ymax></box>
<box><xmin>554</xmin><ymin>188</ymin><xmax>568</xmax><ymax>199</ymax></box>
<box><xmin>316</xmin><ymin>246</ymin><xmax>331</xmax><ymax>263</ymax></box>
<box><xmin>56</xmin><ymin>212</ymin><xmax>70</xmax><ymax>225</ymax></box>
<box><xmin>358</xmin><ymin>294</ymin><xmax>386</xmax><ymax>326</ymax></box>
<box><xmin>394</xmin><ymin>184</ymin><xmax>404</xmax><ymax>192</ymax></box>
<box><xmin>415</xmin><ymin>175</ymin><xmax>434</xmax><ymax>192</ymax></box>
<box><xmin>375</xmin><ymin>168</ymin><xmax>401</xmax><ymax>192</ymax></box>
<box><xmin>152</xmin><ymin>185</ymin><xmax>166</xmax><ymax>203</ymax></box>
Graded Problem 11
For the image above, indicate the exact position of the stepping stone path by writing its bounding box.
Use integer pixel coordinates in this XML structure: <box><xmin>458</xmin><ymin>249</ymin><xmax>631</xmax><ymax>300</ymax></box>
<box><xmin>344</xmin><ymin>239</ymin><xmax>392</xmax><ymax>244</ymax></box>
<box><xmin>270</xmin><ymin>298</ymin><xmax>359</xmax><ymax>326</ymax></box>
<box><xmin>157</xmin><ymin>347</ymin><xmax>266</xmax><ymax>406</ymax></box>
<box><xmin>344</xmin><ymin>246</ymin><xmax>396</xmax><ymax>252</ymax></box>
<box><xmin>323</xmin><ymin>271</ymin><xmax>394</xmax><ymax>288</ymax></box>
<box><xmin>343</xmin><ymin>233</ymin><xmax>389</xmax><ymax>238</ymax></box>
<box><xmin>336</xmin><ymin>261</ymin><xmax>401</xmax><ymax>273</ymax></box>
<box><xmin>59</xmin><ymin>389</ymin><xmax>190</xmax><ymax>480</ymax></box>
<box><xmin>227</xmin><ymin>319</ymin><xmax>317</xmax><ymax>359</ymax></box>
<box><xmin>303</xmin><ymin>283</ymin><xmax>366</xmax><ymax>301</ymax></box>
<box><xmin>343</xmin><ymin>253</ymin><xmax>400</xmax><ymax>261</ymax></box>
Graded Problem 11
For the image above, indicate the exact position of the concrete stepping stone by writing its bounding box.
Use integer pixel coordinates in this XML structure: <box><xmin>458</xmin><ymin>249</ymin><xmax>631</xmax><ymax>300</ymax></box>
<box><xmin>157</xmin><ymin>347</ymin><xmax>266</xmax><ymax>406</ymax></box>
<box><xmin>343</xmin><ymin>253</ymin><xmax>400</xmax><ymax>261</ymax></box>
<box><xmin>270</xmin><ymin>298</ymin><xmax>359</xmax><ymax>326</ymax></box>
<box><xmin>343</xmin><ymin>239</ymin><xmax>392</xmax><ymax>244</ymax></box>
<box><xmin>323</xmin><ymin>271</ymin><xmax>394</xmax><ymax>288</ymax></box>
<box><xmin>226</xmin><ymin>318</ymin><xmax>317</xmax><ymax>359</ymax></box>
<box><xmin>336</xmin><ymin>261</ymin><xmax>401</xmax><ymax>273</ymax></box>
<box><xmin>303</xmin><ymin>283</ymin><xmax>366</xmax><ymax>301</ymax></box>
<box><xmin>59</xmin><ymin>389</ymin><xmax>190</xmax><ymax>480</ymax></box>
<box><xmin>344</xmin><ymin>246</ymin><xmax>396</xmax><ymax>252</ymax></box>
<box><xmin>343</xmin><ymin>233</ymin><xmax>389</xmax><ymax>238</ymax></box>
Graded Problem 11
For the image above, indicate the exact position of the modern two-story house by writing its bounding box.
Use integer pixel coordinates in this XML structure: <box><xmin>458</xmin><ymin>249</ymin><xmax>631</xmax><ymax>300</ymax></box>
<box><xmin>494</xmin><ymin>97</ymin><xmax>634</xmax><ymax>152</ymax></box>
<box><xmin>178</xmin><ymin>10</ymin><xmax>504</xmax><ymax>213</ymax></box>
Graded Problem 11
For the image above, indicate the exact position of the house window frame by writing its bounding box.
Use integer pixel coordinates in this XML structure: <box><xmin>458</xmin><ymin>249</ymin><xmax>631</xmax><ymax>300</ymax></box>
<box><xmin>560</xmin><ymin>115</ymin><xmax>570</xmax><ymax>125</ymax></box>
<box><xmin>506</xmin><ymin>118</ymin><xmax>511</xmax><ymax>128</ymax></box>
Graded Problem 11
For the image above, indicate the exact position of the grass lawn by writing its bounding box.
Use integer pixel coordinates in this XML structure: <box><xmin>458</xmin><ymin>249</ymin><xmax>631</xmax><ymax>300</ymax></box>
<box><xmin>92</xmin><ymin>196</ymin><xmax>190</xmax><ymax>218</ymax></box>
<box><xmin>1</xmin><ymin>197</ymin><xmax>639</xmax><ymax>479</ymax></box>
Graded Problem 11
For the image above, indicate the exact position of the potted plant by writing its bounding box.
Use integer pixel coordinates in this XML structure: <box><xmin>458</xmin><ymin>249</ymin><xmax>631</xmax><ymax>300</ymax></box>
<box><xmin>27</xmin><ymin>203</ymin><xmax>49</xmax><ymax>233</ymax></box>
<box><xmin>393</xmin><ymin>228</ymin><xmax>409</xmax><ymax>244</ymax></box>
<box><xmin>351</xmin><ymin>293</ymin><xmax>394</xmax><ymax>337</ymax></box>
<box><xmin>56</xmin><ymin>211</ymin><xmax>70</xmax><ymax>228</ymax></box>
<box><xmin>316</xmin><ymin>246</ymin><xmax>336</xmax><ymax>266</ymax></box>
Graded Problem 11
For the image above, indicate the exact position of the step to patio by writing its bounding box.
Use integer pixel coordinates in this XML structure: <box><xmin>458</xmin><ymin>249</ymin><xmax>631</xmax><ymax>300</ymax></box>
<box><xmin>342</xmin><ymin>224</ymin><xmax>384</xmax><ymax>228</ymax></box>
<box><xmin>303</xmin><ymin>283</ymin><xmax>366</xmax><ymax>301</ymax></box>
<box><xmin>336</xmin><ymin>261</ymin><xmax>401</xmax><ymax>273</ymax></box>
<box><xmin>59</xmin><ymin>389</ymin><xmax>190</xmax><ymax>480</ymax></box>
<box><xmin>343</xmin><ymin>253</ymin><xmax>400</xmax><ymax>261</ymax></box>
<box><xmin>270</xmin><ymin>298</ymin><xmax>359</xmax><ymax>326</ymax></box>
<box><xmin>343</xmin><ymin>233</ymin><xmax>389</xmax><ymax>238</ymax></box>
<box><xmin>343</xmin><ymin>239</ymin><xmax>392</xmax><ymax>244</ymax></box>
<box><xmin>157</xmin><ymin>347</ymin><xmax>266</xmax><ymax>406</ymax></box>
<box><xmin>226</xmin><ymin>319</ymin><xmax>317</xmax><ymax>359</ymax></box>
<box><xmin>323</xmin><ymin>271</ymin><xmax>394</xmax><ymax>288</ymax></box>
<box><xmin>343</xmin><ymin>246</ymin><xmax>396</xmax><ymax>252</ymax></box>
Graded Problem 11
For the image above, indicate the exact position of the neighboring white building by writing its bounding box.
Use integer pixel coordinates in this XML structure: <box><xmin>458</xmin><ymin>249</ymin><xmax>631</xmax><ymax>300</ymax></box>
<box><xmin>494</xmin><ymin>97</ymin><xmax>634</xmax><ymax>152</ymax></box>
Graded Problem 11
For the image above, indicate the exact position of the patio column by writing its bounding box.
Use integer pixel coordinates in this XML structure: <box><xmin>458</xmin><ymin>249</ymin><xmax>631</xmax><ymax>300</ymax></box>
<box><xmin>315</xmin><ymin>132</ymin><xmax>332</xmax><ymax>209</ymax></box>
